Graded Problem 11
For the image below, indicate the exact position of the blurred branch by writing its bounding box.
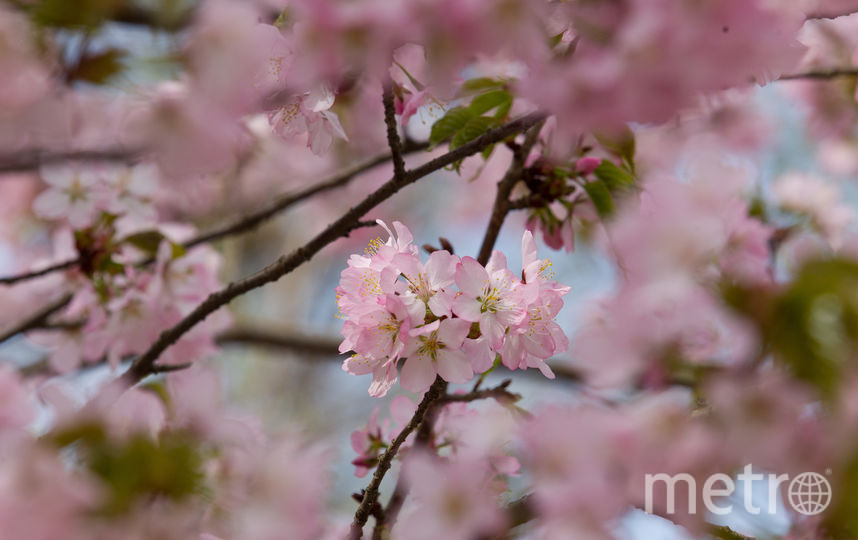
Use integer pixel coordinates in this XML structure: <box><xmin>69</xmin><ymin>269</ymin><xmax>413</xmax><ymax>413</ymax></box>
<box><xmin>0</xmin><ymin>148</ymin><xmax>138</xmax><ymax>175</ymax></box>
<box><xmin>216</xmin><ymin>328</ymin><xmax>341</xmax><ymax>356</ymax></box>
<box><xmin>0</xmin><ymin>259</ymin><xmax>79</xmax><ymax>286</ymax></box>
<box><xmin>117</xmin><ymin>112</ymin><xmax>548</xmax><ymax>389</ymax></box>
<box><xmin>806</xmin><ymin>8</ymin><xmax>858</xmax><ymax>20</ymax></box>
<box><xmin>17</xmin><ymin>327</ymin><xmax>340</xmax><ymax>378</ymax></box>
<box><xmin>0</xmin><ymin>146</ymin><xmax>425</xmax><ymax>287</ymax></box>
<box><xmin>108</xmin><ymin>3</ymin><xmax>195</xmax><ymax>31</ymax></box>
<box><xmin>0</xmin><ymin>293</ymin><xmax>72</xmax><ymax>346</ymax></box>
<box><xmin>435</xmin><ymin>379</ymin><xmax>520</xmax><ymax>405</ymax></box>
<box><xmin>778</xmin><ymin>67</ymin><xmax>858</xmax><ymax>81</ymax></box>
<box><xmin>710</xmin><ymin>525</ymin><xmax>756</xmax><ymax>540</ymax></box>
<box><xmin>185</xmin><ymin>146</ymin><xmax>425</xmax><ymax>249</ymax></box>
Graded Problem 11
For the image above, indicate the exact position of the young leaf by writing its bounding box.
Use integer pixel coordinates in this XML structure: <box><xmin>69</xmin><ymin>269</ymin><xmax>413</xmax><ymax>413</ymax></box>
<box><xmin>468</xmin><ymin>90</ymin><xmax>512</xmax><ymax>117</ymax></box>
<box><xmin>429</xmin><ymin>107</ymin><xmax>473</xmax><ymax>148</ymax></box>
<box><xmin>123</xmin><ymin>230</ymin><xmax>166</xmax><ymax>256</ymax></box>
<box><xmin>451</xmin><ymin>115</ymin><xmax>495</xmax><ymax>149</ymax></box>
<box><xmin>69</xmin><ymin>49</ymin><xmax>127</xmax><ymax>84</ymax></box>
<box><xmin>582</xmin><ymin>179</ymin><xmax>616</xmax><ymax>218</ymax></box>
<box><xmin>593</xmin><ymin>161</ymin><xmax>636</xmax><ymax>193</ymax></box>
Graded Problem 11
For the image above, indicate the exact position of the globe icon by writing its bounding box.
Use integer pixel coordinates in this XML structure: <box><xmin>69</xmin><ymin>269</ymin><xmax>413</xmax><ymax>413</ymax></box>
<box><xmin>788</xmin><ymin>472</ymin><xmax>832</xmax><ymax>516</ymax></box>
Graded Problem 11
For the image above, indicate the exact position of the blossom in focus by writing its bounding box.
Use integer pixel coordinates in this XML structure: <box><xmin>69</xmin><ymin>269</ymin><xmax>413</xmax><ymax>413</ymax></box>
<box><xmin>338</xmin><ymin>221</ymin><xmax>570</xmax><ymax>396</ymax></box>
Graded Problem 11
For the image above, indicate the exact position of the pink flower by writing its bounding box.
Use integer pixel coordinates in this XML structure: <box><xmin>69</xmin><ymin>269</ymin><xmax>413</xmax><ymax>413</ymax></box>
<box><xmin>33</xmin><ymin>165</ymin><xmax>105</xmax><ymax>229</ymax></box>
<box><xmin>452</xmin><ymin>256</ymin><xmax>525</xmax><ymax>350</ymax></box>
<box><xmin>341</xmin><ymin>294</ymin><xmax>424</xmax><ymax>397</ymax></box>
<box><xmin>400</xmin><ymin>318</ymin><xmax>473</xmax><ymax>392</ymax></box>
<box><xmin>396</xmin><ymin>452</ymin><xmax>506</xmax><ymax>540</ymax></box>
<box><xmin>576</xmin><ymin>156</ymin><xmax>602</xmax><ymax>175</ymax></box>
<box><xmin>394</xmin><ymin>249</ymin><xmax>458</xmax><ymax>318</ymax></box>
<box><xmin>268</xmin><ymin>86</ymin><xmax>348</xmax><ymax>155</ymax></box>
<box><xmin>350</xmin><ymin>407</ymin><xmax>387</xmax><ymax>477</ymax></box>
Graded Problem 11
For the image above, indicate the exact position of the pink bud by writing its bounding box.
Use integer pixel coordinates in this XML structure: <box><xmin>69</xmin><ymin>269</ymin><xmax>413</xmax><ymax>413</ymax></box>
<box><xmin>576</xmin><ymin>156</ymin><xmax>602</xmax><ymax>175</ymax></box>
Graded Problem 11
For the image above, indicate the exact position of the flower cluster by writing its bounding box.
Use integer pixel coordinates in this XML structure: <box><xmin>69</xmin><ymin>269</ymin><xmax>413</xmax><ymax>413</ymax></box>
<box><xmin>336</xmin><ymin>221</ymin><xmax>570</xmax><ymax>396</ymax></box>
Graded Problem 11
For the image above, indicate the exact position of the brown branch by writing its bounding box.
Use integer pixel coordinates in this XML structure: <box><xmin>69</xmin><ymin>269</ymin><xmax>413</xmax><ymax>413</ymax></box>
<box><xmin>0</xmin><ymin>259</ymin><xmax>79</xmax><ymax>286</ymax></box>
<box><xmin>17</xmin><ymin>328</ymin><xmax>342</xmax><ymax>379</ymax></box>
<box><xmin>806</xmin><ymin>8</ymin><xmax>858</xmax><ymax>20</ymax></box>
<box><xmin>778</xmin><ymin>67</ymin><xmax>858</xmax><ymax>81</ymax></box>
<box><xmin>0</xmin><ymin>293</ymin><xmax>73</xmax><ymax>345</ymax></box>
<box><xmin>382</xmin><ymin>83</ymin><xmax>407</xmax><ymax>182</ymax></box>
<box><xmin>184</xmin><ymin>148</ymin><xmax>424</xmax><ymax>249</ymax></box>
<box><xmin>115</xmin><ymin>112</ymin><xmax>547</xmax><ymax>388</ymax></box>
<box><xmin>368</xmin><ymin>121</ymin><xmax>546</xmax><ymax>539</ymax></box>
<box><xmin>0</xmin><ymin>147</ymin><xmax>424</xmax><ymax>287</ymax></box>
<box><xmin>0</xmin><ymin>148</ymin><xmax>138</xmax><ymax>175</ymax></box>
<box><xmin>350</xmin><ymin>377</ymin><xmax>447</xmax><ymax>539</ymax></box>
<box><xmin>434</xmin><ymin>379</ymin><xmax>520</xmax><ymax>406</ymax></box>
<box><xmin>476</xmin><ymin>119</ymin><xmax>545</xmax><ymax>265</ymax></box>
<box><xmin>216</xmin><ymin>328</ymin><xmax>341</xmax><ymax>356</ymax></box>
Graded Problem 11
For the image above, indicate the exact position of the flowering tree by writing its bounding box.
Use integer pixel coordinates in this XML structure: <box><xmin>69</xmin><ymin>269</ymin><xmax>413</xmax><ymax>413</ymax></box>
<box><xmin>4</xmin><ymin>0</ymin><xmax>858</xmax><ymax>538</ymax></box>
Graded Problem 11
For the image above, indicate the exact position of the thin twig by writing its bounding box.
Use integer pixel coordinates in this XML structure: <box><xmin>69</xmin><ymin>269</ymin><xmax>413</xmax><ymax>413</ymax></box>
<box><xmin>349</xmin><ymin>377</ymin><xmax>447</xmax><ymax>539</ymax></box>
<box><xmin>382</xmin><ymin>83</ymin><xmax>407</xmax><ymax>182</ymax></box>
<box><xmin>778</xmin><ymin>67</ymin><xmax>858</xmax><ymax>81</ymax></box>
<box><xmin>806</xmin><ymin>9</ymin><xmax>858</xmax><ymax>20</ymax></box>
<box><xmin>0</xmin><ymin>293</ymin><xmax>73</xmax><ymax>345</ymax></box>
<box><xmin>216</xmin><ymin>328</ymin><xmax>341</xmax><ymax>356</ymax></box>
<box><xmin>116</xmin><ymin>113</ymin><xmax>546</xmax><ymax>388</ymax></box>
<box><xmin>476</xmin><ymin>119</ymin><xmax>545</xmax><ymax>265</ymax></box>
<box><xmin>17</xmin><ymin>328</ymin><xmax>343</xmax><ymax>379</ymax></box>
<box><xmin>370</xmin><ymin>120</ymin><xmax>546</xmax><ymax>539</ymax></box>
<box><xmin>434</xmin><ymin>379</ymin><xmax>520</xmax><ymax>406</ymax></box>
<box><xmin>0</xmin><ymin>259</ymin><xmax>79</xmax><ymax>286</ymax></box>
<box><xmin>0</xmin><ymin>148</ymin><xmax>138</xmax><ymax>175</ymax></box>
<box><xmin>184</xmin><ymin>147</ymin><xmax>423</xmax><ymax>249</ymax></box>
<box><xmin>0</xmin><ymin>146</ymin><xmax>424</xmax><ymax>287</ymax></box>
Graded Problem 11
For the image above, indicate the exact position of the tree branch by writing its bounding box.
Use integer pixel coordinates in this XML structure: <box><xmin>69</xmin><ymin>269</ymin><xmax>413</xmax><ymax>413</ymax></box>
<box><xmin>216</xmin><ymin>328</ymin><xmax>341</xmax><ymax>355</ymax></box>
<box><xmin>115</xmin><ymin>112</ymin><xmax>546</xmax><ymax>388</ymax></box>
<box><xmin>806</xmin><ymin>8</ymin><xmax>858</xmax><ymax>20</ymax></box>
<box><xmin>382</xmin><ymin>83</ymin><xmax>407</xmax><ymax>182</ymax></box>
<box><xmin>0</xmin><ymin>148</ymin><xmax>138</xmax><ymax>175</ymax></box>
<box><xmin>476</xmin><ymin>119</ymin><xmax>545</xmax><ymax>265</ymax></box>
<box><xmin>434</xmin><ymin>379</ymin><xmax>520</xmax><ymax>406</ymax></box>
<box><xmin>0</xmin><ymin>259</ymin><xmax>79</xmax><ymax>286</ymax></box>
<box><xmin>349</xmin><ymin>377</ymin><xmax>447</xmax><ymax>539</ymax></box>
<box><xmin>0</xmin><ymin>146</ymin><xmax>425</xmax><ymax>287</ymax></box>
<box><xmin>184</xmin><ymin>147</ymin><xmax>424</xmax><ymax>250</ymax></box>
<box><xmin>367</xmin><ymin>120</ymin><xmax>546</xmax><ymax>539</ymax></box>
<box><xmin>0</xmin><ymin>293</ymin><xmax>73</xmax><ymax>346</ymax></box>
<box><xmin>778</xmin><ymin>67</ymin><xmax>858</xmax><ymax>81</ymax></box>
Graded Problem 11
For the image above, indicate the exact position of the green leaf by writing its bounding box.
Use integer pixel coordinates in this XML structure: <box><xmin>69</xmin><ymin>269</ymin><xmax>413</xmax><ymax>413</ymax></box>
<box><xmin>451</xmin><ymin>115</ymin><xmax>495</xmax><ymax>149</ymax></box>
<box><xmin>69</xmin><ymin>49</ymin><xmax>126</xmax><ymax>84</ymax></box>
<box><xmin>582</xmin><ymin>180</ymin><xmax>616</xmax><ymax>219</ymax></box>
<box><xmin>593</xmin><ymin>160</ymin><xmax>636</xmax><ymax>193</ymax></box>
<box><xmin>468</xmin><ymin>90</ymin><xmax>512</xmax><ymax>117</ymax></box>
<box><xmin>768</xmin><ymin>258</ymin><xmax>858</xmax><ymax>397</ymax></box>
<box><xmin>429</xmin><ymin>106</ymin><xmax>473</xmax><ymax>148</ymax></box>
<box><xmin>88</xmin><ymin>432</ymin><xmax>204</xmax><ymax>515</ymax></box>
<box><xmin>123</xmin><ymin>230</ymin><xmax>166</xmax><ymax>256</ymax></box>
<box><xmin>31</xmin><ymin>0</ymin><xmax>120</xmax><ymax>28</ymax></box>
<box><xmin>595</xmin><ymin>127</ymin><xmax>636</xmax><ymax>171</ymax></box>
<box><xmin>459</xmin><ymin>77</ymin><xmax>505</xmax><ymax>95</ymax></box>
